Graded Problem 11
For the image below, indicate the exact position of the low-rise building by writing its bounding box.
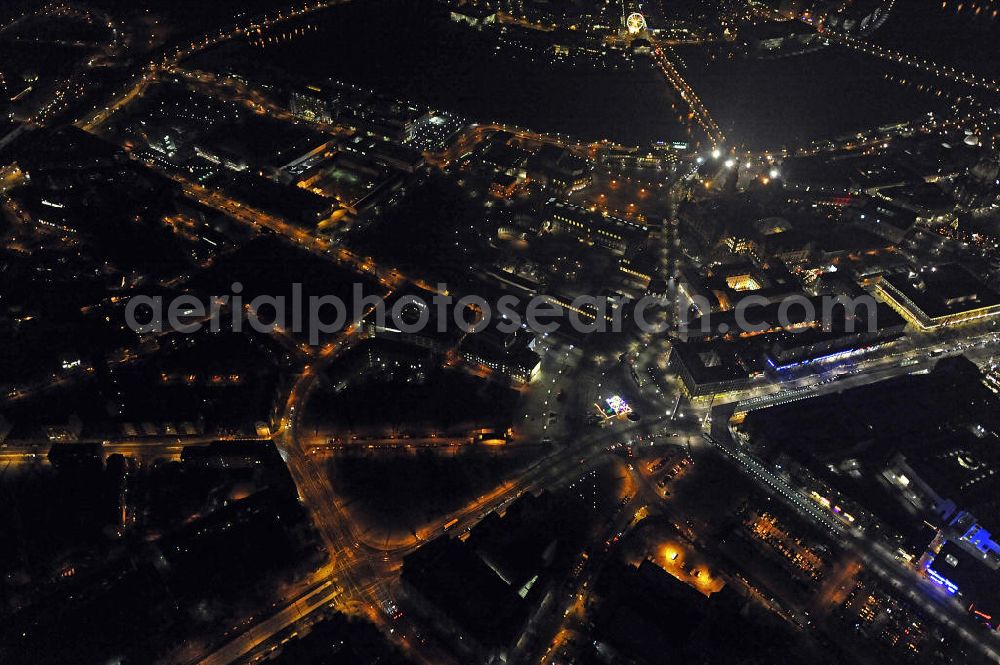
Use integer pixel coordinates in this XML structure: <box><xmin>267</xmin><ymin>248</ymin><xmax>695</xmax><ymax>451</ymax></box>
<box><xmin>876</xmin><ymin>264</ymin><xmax>1000</xmax><ymax>330</ymax></box>
<box><xmin>544</xmin><ymin>199</ymin><xmax>649</xmax><ymax>257</ymax></box>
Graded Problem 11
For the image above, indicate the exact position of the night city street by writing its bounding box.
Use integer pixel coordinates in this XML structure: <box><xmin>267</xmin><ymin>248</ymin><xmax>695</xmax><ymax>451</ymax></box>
<box><xmin>3</xmin><ymin>1</ymin><xmax>1000</xmax><ymax>664</ymax></box>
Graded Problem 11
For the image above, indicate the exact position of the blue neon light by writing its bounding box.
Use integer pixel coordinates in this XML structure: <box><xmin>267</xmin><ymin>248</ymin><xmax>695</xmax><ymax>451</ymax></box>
<box><xmin>927</xmin><ymin>568</ymin><xmax>959</xmax><ymax>595</ymax></box>
<box><xmin>769</xmin><ymin>343</ymin><xmax>886</xmax><ymax>371</ymax></box>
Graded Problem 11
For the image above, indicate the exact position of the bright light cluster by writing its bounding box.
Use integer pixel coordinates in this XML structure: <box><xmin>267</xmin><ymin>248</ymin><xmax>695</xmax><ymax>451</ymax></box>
<box><xmin>605</xmin><ymin>395</ymin><xmax>632</xmax><ymax>416</ymax></box>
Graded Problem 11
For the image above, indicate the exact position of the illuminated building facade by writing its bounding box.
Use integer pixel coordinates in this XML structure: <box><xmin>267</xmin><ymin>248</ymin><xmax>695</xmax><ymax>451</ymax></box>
<box><xmin>545</xmin><ymin>199</ymin><xmax>648</xmax><ymax>257</ymax></box>
<box><xmin>876</xmin><ymin>265</ymin><xmax>1000</xmax><ymax>331</ymax></box>
<box><xmin>290</xmin><ymin>86</ymin><xmax>333</xmax><ymax>124</ymax></box>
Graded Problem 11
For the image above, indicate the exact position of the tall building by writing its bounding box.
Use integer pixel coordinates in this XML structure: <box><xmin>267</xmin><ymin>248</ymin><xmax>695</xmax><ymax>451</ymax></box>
<box><xmin>290</xmin><ymin>86</ymin><xmax>332</xmax><ymax>124</ymax></box>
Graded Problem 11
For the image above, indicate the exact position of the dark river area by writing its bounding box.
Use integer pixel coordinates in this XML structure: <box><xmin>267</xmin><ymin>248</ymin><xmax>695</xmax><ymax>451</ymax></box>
<box><xmin>192</xmin><ymin>0</ymin><xmax>689</xmax><ymax>146</ymax></box>
<box><xmin>190</xmin><ymin>0</ymin><xmax>996</xmax><ymax>151</ymax></box>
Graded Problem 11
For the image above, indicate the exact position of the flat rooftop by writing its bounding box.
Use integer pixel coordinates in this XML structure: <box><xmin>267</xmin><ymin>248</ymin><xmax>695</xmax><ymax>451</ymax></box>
<box><xmin>743</xmin><ymin>357</ymin><xmax>1000</xmax><ymax>532</ymax></box>
<box><xmin>881</xmin><ymin>264</ymin><xmax>1000</xmax><ymax>322</ymax></box>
